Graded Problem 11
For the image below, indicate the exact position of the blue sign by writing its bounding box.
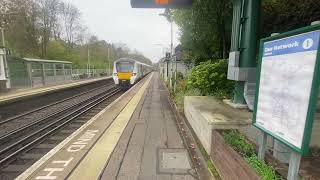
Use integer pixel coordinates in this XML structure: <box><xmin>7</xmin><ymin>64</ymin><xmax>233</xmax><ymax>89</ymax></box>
<box><xmin>263</xmin><ymin>31</ymin><xmax>320</xmax><ymax>57</ymax></box>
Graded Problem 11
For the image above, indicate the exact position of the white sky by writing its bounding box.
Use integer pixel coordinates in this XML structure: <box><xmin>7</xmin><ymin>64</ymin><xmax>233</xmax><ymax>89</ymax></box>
<box><xmin>62</xmin><ymin>0</ymin><xmax>180</xmax><ymax>62</ymax></box>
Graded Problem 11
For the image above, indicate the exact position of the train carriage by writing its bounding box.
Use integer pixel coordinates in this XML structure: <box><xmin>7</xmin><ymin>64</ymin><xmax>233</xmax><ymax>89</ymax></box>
<box><xmin>112</xmin><ymin>58</ymin><xmax>152</xmax><ymax>88</ymax></box>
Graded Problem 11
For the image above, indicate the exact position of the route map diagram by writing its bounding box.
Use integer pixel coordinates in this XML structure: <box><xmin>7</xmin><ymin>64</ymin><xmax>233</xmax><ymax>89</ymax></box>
<box><xmin>255</xmin><ymin>30</ymin><xmax>320</xmax><ymax>149</ymax></box>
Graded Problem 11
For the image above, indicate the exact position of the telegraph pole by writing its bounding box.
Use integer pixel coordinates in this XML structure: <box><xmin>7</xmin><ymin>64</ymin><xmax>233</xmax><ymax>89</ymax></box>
<box><xmin>107</xmin><ymin>47</ymin><xmax>111</xmax><ymax>75</ymax></box>
<box><xmin>87</xmin><ymin>48</ymin><xmax>90</xmax><ymax>78</ymax></box>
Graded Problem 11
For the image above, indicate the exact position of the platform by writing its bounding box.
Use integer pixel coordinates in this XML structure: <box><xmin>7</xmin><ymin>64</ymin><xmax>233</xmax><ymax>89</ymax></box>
<box><xmin>0</xmin><ymin>76</ymin><xmax>111</xmax><ymax>105</ymax></box>
<box><xmin>17</xmin><ymin>73</ymin><xmax>196</xmax><ymax>180</ymax></box>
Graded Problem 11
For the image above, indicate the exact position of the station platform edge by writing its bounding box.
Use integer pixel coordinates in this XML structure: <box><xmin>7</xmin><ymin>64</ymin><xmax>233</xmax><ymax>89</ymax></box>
<box><xmin>0</xmin><ymin>76</ymin><xmax>112</xmax><ymax>105</ymax></box>
<box><xmin>17</xmin><ymin>72</ymin><xmax>197</xmax><ymax>180</ymax></box>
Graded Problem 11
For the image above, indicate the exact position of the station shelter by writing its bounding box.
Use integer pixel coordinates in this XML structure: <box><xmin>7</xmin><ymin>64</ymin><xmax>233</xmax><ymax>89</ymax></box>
<box><xmin>7</xmin><ymin>57</ymin><xmax>72</xmax><ymax>89</ymax></box>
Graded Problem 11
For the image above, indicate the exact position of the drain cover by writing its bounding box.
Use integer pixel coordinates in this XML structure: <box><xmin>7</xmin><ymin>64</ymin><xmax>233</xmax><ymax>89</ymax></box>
<box><xmin>163</xmin><ymin>152</ymin><xmax>191</xmax><ymax>169</ymax></box>
<box><xmin>158</xmin><ymin>149</ymin><xmax>192</xmax><ymax>174</ymax></box>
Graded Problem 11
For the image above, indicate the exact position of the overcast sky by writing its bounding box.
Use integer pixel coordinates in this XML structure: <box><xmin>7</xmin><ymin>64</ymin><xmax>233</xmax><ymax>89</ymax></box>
<box><xmin>62</xmin><ymin>0</ymin><xmax>180</xmax><ymax>62</ymax></box>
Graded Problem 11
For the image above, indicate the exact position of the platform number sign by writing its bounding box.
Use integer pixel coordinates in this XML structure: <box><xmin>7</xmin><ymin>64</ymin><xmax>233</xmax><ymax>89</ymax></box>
<box><xmin>131</xmin><ymin>0</ymin><xmax>193</xmax><ymax>8</ymax></box>
<box><xmin>253</xmin><ymin>25</ymin><xmax>320</xmax><ymax>155</ymax></box>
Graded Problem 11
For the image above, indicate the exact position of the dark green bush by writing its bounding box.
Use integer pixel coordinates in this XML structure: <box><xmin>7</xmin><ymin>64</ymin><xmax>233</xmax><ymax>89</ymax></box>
<box><xmin>187</xmin><ymin>59</ymin><xmax>234</xmax><ymax>97</ymax></box>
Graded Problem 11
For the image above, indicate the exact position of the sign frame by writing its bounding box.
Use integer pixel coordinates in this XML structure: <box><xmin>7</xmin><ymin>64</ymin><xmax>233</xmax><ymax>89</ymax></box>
<box><xmin>253</xmin><ymin>24</ymin><xmax>320</xmax><ymax>155</ymax></box>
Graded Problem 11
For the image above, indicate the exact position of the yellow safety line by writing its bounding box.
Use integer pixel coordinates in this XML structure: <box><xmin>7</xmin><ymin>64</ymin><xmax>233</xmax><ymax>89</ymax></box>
<box><xmin>68</xmin><ymin>73</ymin><xmax>153</xmax><ymax>180</ymax></box>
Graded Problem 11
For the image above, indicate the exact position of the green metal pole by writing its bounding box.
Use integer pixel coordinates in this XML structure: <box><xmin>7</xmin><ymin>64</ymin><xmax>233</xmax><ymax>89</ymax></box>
<box><xmin>233</xmin><ymin>0</ymin><xmax>261</xmax><ymax>104</ymax></box>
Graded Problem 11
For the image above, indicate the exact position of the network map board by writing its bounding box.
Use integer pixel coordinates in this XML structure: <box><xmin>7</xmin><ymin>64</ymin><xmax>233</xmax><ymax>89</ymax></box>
<box><xmin>253</xmin><ymin>25</ymin><xmax>320</xmax><ymax>155</ymax></box>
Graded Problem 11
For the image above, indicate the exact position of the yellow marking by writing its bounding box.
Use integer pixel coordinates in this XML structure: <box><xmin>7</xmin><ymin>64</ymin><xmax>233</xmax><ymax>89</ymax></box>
<box><xmin>118</xmin><ymin>72</ymin><xmax>132</xmax><ymax>80</ymax></box>
<box><xmin>68</xmin><ymin>73</ymin><xmax>153</xmax><ymax>180</ymax></box>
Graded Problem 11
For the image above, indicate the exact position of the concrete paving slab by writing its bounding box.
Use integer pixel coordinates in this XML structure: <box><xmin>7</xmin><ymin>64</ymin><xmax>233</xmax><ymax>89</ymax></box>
<box><xmin>101</xmin><ymin>73</ymin><xmax>196</xmax><ymax>180</ymax></box>
<box><xmin>116</xmin><ymin>124</ymin><xmax>146</xmax><ymax>180</ymax></box>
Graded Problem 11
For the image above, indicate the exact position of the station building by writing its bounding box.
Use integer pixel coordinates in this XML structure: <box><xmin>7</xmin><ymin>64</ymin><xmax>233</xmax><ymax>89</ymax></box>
<box><xmin>159</xmin><ymin>45</ymin><xmax>192</xmax><ymax>82</ymax></box>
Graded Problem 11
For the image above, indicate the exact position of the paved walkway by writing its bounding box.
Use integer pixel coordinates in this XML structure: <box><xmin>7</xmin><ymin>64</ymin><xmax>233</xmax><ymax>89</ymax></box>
<box><xmin>101</xmin><ymin>73</ymin><xmax>197</xmax><ymax>180</ymax></box>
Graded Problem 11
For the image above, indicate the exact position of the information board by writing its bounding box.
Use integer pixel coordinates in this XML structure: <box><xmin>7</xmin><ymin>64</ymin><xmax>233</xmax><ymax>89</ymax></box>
<box><xmin>253</xmin><ymin>28</ymin><xmax>320</xmax><ymax>155</ymax></box>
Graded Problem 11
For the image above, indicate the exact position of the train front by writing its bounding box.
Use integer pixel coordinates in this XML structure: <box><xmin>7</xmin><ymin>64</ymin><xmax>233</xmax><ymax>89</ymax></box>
<box><xmin>113</xmin><ymin>59</ymin><xmax>137</xmax><ymax>88</ymax></box>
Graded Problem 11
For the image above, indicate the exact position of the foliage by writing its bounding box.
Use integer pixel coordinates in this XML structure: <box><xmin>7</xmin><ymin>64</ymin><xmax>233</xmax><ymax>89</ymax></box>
<box><xmin>223</xmin><ymin>130</ymin><xmax>255</xmax><ymax>157</ymax></box>
<box><xmin>223</xmin><ymin>130</ymin><xmax>282</xmax><ymax>180</ymax></box>
<box><xmin>172</xmin><ymin>0</ymin><xmax>232</xmax><ymax>63</ymax></box>
<box><xmin>173</xmin><ymin>82</ymin><xmax>202</xmax><ymax>111</ymax></box>
<box><xmin>261</xmin><ymin>0</ymin><xmax>320</xmax><ymax>38</ymax></box>
<box><xmin>171</xmin><ymin>0</ymin><xmax>320</xmax><ymax>65</ymax></box>
<box><xmin>0</xmin><ymin>0</ymin><xmax>152</xmax><ymax>69</ymax></box>
<box><xmin>245</xmin><ymin>155</ymin><xmax>283</xmax><ymax>180</ymax></box>
<box><xmin>187</xmin><ymin>59</ymin><xmax>234</xmax><ymax>97</ymax></box>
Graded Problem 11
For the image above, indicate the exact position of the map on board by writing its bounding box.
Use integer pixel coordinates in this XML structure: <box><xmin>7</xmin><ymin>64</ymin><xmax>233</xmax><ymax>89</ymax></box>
<box><xmin>255</xmin><ymin>30</ymin><xmax>320</xmax><ymax>149</ymax></box>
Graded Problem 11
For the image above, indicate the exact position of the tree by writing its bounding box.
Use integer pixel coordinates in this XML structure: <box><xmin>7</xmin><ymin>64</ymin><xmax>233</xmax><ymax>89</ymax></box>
<box><xmin>38</xmin><ymin>0</ymin><xmax>60</xmax><ymax>58</ymax></box>
<box><xmin>2</xmin><ymin>0</ymin><xmax>152</xmax><ymax>70</ymax></box>
<box><xmin>172</xmin><ymin>0</ymin><xmax>233</xmax><ymax>63</ymax></box>
<box><xmin>261</xmin><ymin>0</ymin><xmax>320</xmax><ymax>38</ymax></box>
<box><xmin>61</xmin><ymin>2</ymin><xmax>81</xmax><ymax>49</ymax></box>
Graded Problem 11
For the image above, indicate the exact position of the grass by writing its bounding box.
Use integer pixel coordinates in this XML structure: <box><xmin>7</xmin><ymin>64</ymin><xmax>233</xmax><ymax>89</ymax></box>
<box><xmin>196</xmin><ymin>139</ymin><xmax>221</xmax><ymax>179</ymax></box>
<box><xmin>222</xmin><ymin>130</ymin><xmax>283</xmax><ymax>180</ymax></box>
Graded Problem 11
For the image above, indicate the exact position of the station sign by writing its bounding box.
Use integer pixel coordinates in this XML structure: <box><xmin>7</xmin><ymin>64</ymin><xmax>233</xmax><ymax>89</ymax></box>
<box><xmin>253</xmin><ymin>25</ymin><xmax>320</xmax><ymax>155</ymax></box>
<box><xmin>131</xmin><ymin>0</ymin><xmax>193</xmax><ymax>8</ymax></box>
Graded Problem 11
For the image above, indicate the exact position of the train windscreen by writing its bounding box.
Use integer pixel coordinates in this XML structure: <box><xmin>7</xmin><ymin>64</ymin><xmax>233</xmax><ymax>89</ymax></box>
<box><xmin>116</xmin><ymin>62</ymin><xmax>134</xmax><ymax>72</ymax></box>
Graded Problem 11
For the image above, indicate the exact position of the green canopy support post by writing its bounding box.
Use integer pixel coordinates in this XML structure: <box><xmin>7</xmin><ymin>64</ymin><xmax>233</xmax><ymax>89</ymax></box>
<box><xmin>228</xmin><ymin>0</ymin><xmax>261</xmax><ymax>104</ymax></box>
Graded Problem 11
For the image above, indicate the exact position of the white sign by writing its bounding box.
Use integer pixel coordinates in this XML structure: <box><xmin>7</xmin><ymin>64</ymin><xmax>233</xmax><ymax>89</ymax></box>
<box><xmin>255</xmin><ymin>30</ymin><xmax>320</xmax><ymax>149</ymax></box>
<box><xmin>0</xmin><ymin>57</ymin><xmax>5</xmax><ymax>80</ymax></box>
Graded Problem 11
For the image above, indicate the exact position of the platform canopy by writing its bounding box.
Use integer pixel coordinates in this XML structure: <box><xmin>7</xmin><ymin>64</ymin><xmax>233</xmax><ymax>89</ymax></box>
<box><xmin>131</xmin><ymin>0</ymin><xmax>193</xmax><ymax>8</ymax></box>
<box><xmin>23</xmin><ymin>58</ymin><xmax>72</xmax><ymax>64</ymax></box>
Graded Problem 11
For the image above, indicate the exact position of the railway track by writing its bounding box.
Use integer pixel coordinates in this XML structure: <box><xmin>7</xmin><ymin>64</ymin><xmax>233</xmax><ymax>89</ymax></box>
<box><xmin>0</xmin><ymin>84</ymin><xmax>123</xmax><ymax>179</ymax></box>
<box><xmin>0</xmin><ymin>78</ymin><xmax>114</xmax><ymax>120</ymax></box>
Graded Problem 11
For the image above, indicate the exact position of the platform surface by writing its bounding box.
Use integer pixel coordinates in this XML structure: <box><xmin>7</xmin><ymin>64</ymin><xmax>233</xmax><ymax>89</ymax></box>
<box><xmin>0</xmin><ymin>76</ymin><xmax>111</xmax><ymax>104</ymax></box>
<box><xmin>17</xmin><ymin>73</ymin><xmax>196</xmax><ymax>180</ymax></box>
<box><xmin>99</xmin><ymin>73</ymin><xmax>196</xmax><ymax>180</ymax></box>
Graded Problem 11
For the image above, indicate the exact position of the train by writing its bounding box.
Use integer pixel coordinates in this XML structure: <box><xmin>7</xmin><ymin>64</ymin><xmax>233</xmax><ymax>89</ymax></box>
<box><xmin>112</xmin><ymin>58</ymin><xmax>153</xmax><ymax>88</ymax></box>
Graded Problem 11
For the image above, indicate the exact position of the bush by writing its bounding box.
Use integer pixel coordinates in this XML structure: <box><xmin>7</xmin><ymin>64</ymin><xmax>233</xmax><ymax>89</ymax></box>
<box><xmin>173</xmin><ymin>79</ymin><xmax>202</xmax><ymax>111</ymax></box>
<box><xmin>223</xmin><ymin>130</ymin><xmax>255</xmax><ymax>157</ymax></box>
<box><xmin>187</xmin><ymin>59</ymin><xmax>234</xmax><ymax>98</ymax></box>
<box><xmin>223</xmin><ymin>130</ymin><xmax>282</xmax><ymax>180</ymax></box>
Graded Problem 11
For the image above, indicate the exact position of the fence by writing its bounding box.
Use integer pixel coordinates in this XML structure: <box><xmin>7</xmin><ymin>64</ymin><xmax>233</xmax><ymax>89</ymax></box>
<box><xmin>71</xmin><ymin>69</ymin><xmax>112</xmax><ymax>80</ymax></box>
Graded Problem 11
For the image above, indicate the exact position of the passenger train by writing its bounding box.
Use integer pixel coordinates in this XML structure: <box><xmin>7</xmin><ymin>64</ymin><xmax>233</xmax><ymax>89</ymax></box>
<box><xmin>112</xmin><ymin>58</ymin><xmax>152</xmax><ymax>88</ymax></box>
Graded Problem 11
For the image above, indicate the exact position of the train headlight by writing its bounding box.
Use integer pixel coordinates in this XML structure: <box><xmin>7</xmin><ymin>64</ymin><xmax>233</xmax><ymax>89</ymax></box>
<box><xmin>113</xmin><ymin>73</ymin><xmax>118</xmax><ymax>76</ymax></box>
<box><xmin>133</xmin><ymin>73</ymin><xmax>137</xmax><ymax>76</ymax></box>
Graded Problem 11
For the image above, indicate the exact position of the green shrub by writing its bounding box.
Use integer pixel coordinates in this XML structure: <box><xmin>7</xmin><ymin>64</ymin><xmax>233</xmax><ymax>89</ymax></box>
<box><xmin>223</xmin><ymin>130</ymin><xmax>255</xmax><ymax>157</ymax></box>
<box><xmin>223</xmin><ymin>130</ymin><xmax>282</xmax><ymax>180</ymax></box>
<box><xmin>187</xmin><ymin>59</ymin><xmax>234</xmax><ymax>97</ymax></box>
<box><xmin>173</xmin><ymin>79</ymin><xmax>202</xmax><ymax>110</ymax></box>
<box><xmin>245</xmin><ymin>155</ymin><xmax>282</xmax><ymax>180</ymax></box>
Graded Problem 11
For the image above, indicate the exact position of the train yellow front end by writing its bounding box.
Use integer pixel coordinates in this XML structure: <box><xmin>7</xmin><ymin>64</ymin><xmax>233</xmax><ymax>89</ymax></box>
<box><xmin>112</xmin><ymin>58</ymin><xmax>152</xmax><ymax>88</ymax></box>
